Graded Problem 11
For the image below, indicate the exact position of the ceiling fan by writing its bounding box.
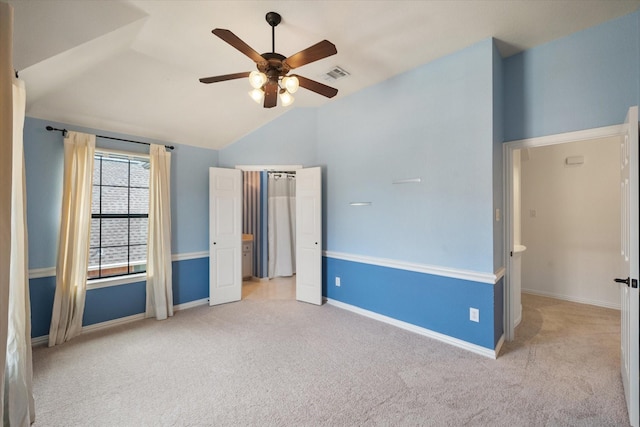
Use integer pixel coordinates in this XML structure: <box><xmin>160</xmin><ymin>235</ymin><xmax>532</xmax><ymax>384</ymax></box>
<box><xmin>199</xmin><ymin>11</ymin><xmax>338</xmax><ymax>108</ymax></box>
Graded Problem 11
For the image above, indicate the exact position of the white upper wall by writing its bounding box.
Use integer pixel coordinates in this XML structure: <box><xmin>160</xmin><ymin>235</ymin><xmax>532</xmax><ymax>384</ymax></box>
<box><xmin>520</xmin><ymin>136</ymin><xmax>621</xmax><ymax>308</ymax></box>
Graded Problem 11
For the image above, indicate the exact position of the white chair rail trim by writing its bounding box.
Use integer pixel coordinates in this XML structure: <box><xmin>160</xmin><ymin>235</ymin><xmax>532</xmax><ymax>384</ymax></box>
<box><xmin>28</xmin><ymin>251</ymin><xmax>210</xmax><ymax>280</ymax></box>
<box><xmin>324</xmin><ymin>251</ymin><xmax>505</xmax><ymax>285</ymax></box>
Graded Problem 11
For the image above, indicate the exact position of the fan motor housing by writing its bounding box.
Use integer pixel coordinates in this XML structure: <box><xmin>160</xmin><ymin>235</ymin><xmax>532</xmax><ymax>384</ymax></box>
<box><xmin>258</xmin><ymin>52</ymin><xmax>289</xmax><ymax>79</ymax></box>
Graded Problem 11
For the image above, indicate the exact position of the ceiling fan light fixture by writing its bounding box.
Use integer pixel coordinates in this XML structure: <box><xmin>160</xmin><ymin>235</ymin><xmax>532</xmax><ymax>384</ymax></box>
<box><xmin>248</xmin><ymin>88</ymin><xmax>265</xmax><ymax>104</ymax></box>
<box><xmin>281</xmin><ymin>76</ymin><xmax>299</xmax><ymax>94</ymax></box>
<box><xmin>201</xmin><ymin>12</ymin><xmax>338</xmax><ymax>108</ymax></box>
<box><xmin>249</xmin><ymin>71</ymin><xmax>267</xmax><ymax>89</ymax></box>
<box><xmin>279</xmin><ymin>90</ymin><xmax>294</xmax><ymax>107</ymax></box>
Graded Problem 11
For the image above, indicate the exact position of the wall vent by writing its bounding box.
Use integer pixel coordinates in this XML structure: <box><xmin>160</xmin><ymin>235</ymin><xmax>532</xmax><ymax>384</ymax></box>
<box><xmin>322</xmin><ymin>66</ymin><xmax>350</xmax><ymax>82</ymax></box>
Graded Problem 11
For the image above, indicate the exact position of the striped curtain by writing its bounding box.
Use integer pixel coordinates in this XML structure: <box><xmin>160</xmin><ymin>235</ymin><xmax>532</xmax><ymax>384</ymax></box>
<box><xmin>243</xmin><ymin>171</ymin><xmax>262</xmax><ymax>277</ymax></box>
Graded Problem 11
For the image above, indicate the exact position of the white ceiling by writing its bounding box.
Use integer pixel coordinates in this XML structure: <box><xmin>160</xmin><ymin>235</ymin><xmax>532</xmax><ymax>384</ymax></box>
<box><xmin>10</xmin><ymin>0</ymin><xmax>640</xmax><ymax>150</ymax></box>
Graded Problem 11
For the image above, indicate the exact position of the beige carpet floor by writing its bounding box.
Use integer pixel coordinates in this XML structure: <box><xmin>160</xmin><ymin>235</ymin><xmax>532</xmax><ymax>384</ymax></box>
<box><xmin>30</xmin><ymin>284</ymin><xmax>629</xmax><ymax>426</ymax></box>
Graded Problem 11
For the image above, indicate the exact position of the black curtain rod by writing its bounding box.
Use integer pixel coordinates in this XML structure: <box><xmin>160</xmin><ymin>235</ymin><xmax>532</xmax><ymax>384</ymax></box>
<box><xmin>45</xmin><ymin>126</ymin><xmax>175</xmax><ymax>150</ymax></box>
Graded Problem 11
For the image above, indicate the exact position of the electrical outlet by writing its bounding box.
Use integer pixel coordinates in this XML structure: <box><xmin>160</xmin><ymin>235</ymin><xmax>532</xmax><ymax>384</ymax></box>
<box><xmin>335</xmin><ymin>277</ymin><xmax>341</xmax><ymax>287</ymax></box>
<box><xmin>469</xmin><ymin>308</ymin><xmax>479</xmax><ymax>322</ymax></box>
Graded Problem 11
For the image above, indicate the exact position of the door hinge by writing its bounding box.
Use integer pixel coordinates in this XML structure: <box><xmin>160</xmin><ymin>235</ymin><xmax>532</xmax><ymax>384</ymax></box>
<box><xmin>632</xmin><ymin>279</ymin><xmax>638</xmax><ymax>289</ymax></box>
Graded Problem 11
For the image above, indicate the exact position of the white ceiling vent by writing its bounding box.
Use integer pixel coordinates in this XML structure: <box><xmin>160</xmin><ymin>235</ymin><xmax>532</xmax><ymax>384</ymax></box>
<box><xmin>321</xmin><ymin>66</ymin><xmax>350</xmax><ymax>82</ymax></box>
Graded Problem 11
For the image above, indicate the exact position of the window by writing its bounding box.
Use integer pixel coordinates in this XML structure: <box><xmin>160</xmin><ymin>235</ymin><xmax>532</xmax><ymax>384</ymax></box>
<box><xmin>88</xmin><ymin>151</ymin><xmax>150</xmax><ymax>280</ymax></box>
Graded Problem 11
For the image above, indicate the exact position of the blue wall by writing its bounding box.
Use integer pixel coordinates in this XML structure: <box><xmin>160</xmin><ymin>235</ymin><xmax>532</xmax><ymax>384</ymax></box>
<box><xmin>24</xmin><ymin>117</ymin><xmax>216</xmax><ymax>338</ymax></box>
<box><xmin>318</xmin><ymin>38</ymin><xmax>496</xmax><ymax>273</ymax></box>
<box><xmin>218</xmin><ymin>38</ymin><xmax>503</xmax><ymax>350</ymax></box>
<box><xmin>218</xmin><ymin>108</ymin><xmax>317</xmax><ymax>167</ymax></box>
<box><xmin>323</xmin><ymin>257</ymin><xmax>499</xmax><ymax>348</ymax></box>
<box><xmin>492</xmin><ymin>40</ymin><xmax>504</xmax><ymax>274</ymax></box>
<box><xmin>503</xmin><ymin>10</ymin><xmax>640</xmax><ymax>141</ymax></box>
<box><xmin>317</xmin><ymin>38</ymin><xmax>500</xmax><ymax>349</ymax></box>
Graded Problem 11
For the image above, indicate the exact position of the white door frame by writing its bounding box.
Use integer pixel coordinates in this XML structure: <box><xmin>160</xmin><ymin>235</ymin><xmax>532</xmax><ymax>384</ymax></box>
<box><xmin>235</xmin><ymin>165</ymin><xmax>302</xmax><ymax>281</ymax></box>
<box><xmin>234</xmin><ymin>164</ymin><xmax>324</xmax><ymax>297</ymax></box>
<box><xmin>502</xmin><ymin>124</ymin><xmax>624</xmax><ymax>341</ymax></box>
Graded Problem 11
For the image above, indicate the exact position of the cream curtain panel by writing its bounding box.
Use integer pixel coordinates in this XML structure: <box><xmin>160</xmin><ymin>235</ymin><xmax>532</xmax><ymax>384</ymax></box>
<box><xmin>5</xmin><ymin>77</ymin><xmax>35</xmax><ymax>426</ymax></box>
<box><xmin>2</xmin><ymin>3</ymin><xmax>35</xmax><ymax>424</ymax></box>
<box><xmin>145</xmin><ymin>144</ymin><xmax>173</xmax><ymax>320</ymax></box>
<box><xmin>49</xmin><ymin>131</ymin><xmax>96</xmax><ymax>346</ymax></box>
<box><xmin>0</xmin><ymin>3</ymin><xmax>14</xmax><ymax>423</ymax></box>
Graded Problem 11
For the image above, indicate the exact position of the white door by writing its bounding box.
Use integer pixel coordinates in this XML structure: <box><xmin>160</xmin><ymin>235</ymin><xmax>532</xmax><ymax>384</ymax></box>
<box><xmin>617</xmin><ymin>106</ymin><xmax>639</xmax><ymax>427</ymax></box>
<box><xmin>296</xmin><ymin>167</ymin><xmax>322</xmax><ymax>305</ymax></box>
<box><xmin>209</xmin><ymin>167</ymin><xmax>242</xmax><ymax>306</ymax></box>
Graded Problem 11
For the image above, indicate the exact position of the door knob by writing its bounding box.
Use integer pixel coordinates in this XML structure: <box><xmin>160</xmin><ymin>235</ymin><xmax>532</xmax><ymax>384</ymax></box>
<box><xmin>614</xmin><ymin>277</ymin><xmax>630</xmax><ymax>286</ymax></box>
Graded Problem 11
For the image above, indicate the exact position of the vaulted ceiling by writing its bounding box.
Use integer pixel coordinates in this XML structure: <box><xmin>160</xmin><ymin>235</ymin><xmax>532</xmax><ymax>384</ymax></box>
<box><xmin>10</xmin><ymin>0</ymin><xmax>640</xmax><ymax>150</ymax></box>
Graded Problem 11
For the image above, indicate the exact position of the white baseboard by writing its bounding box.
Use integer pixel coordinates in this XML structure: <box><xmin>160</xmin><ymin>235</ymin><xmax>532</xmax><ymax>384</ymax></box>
<box><xmin>30</xmin><ymin>335</ymin><xmax>49</xmax><ymax>346</ymax></box>
<box><xmin>514</xmin><ymin>310</ymin><xmax>522</xmax><ymax>328</ymax></box>
<box><xmin>522</xmin><ymin>289</ymin><xmax>620</xmax><ymax>310</ymax></box>
<box><xmin>494</xmin><ymin>334</ymin><xmax>505</xmax><ymax>357</ymax></box>
<box><xmin>174</xmin><ymin>298</ymin><xmax>209</xmax><ymax>311</ymax></box>
<box><xmin>325</xmin><ymin>298</ymin><xmax>499</xmax><ymax>359</ymax></box>
<box><xmin>82</xmin><ymin>313</ymin><xmax>146</xmax><ymax>335</ymax></box>
<box><xmin>32</xmin><ymin>297</ymin><xmax>210</xmax><ymax>346</ymax></box>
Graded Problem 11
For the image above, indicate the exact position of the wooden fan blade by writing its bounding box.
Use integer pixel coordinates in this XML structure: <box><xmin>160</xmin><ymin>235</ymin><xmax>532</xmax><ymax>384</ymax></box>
<box><xmin>199</xmin><ymin>72</ymin><xmax>250</xmax><ymax>84</ymax></box>
<box><xmin>293</xmin><ymin>75</ymin><xmax>338</xmax><ymax>98</ymax></box>
<box><xmin>263</xmin><ymin>82</ymin><xmax>278</xmax><ymax>108</ymax></box>
<box><xmin>212</xmin><ymin>29</ymin><xmax>266</xmax><ymax>64</ymax></box>
<box><xmin>283</xmin><ymin>40</ymin><xmax>337</xmax><ymax>70</ymax></box>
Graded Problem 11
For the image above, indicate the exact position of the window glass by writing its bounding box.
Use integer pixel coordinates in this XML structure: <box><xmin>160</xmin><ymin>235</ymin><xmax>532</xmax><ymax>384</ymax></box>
<box><xmin>88</xmin><ymin>153</ymin><xmax>149</xmax><ymax>280</ymax></box>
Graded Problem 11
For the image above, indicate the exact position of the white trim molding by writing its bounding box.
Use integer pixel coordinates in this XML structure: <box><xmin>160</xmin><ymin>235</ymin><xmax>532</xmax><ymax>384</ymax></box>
<box><xmin>171</xmin><ymin>251</ymin><xmax>208</xmax><ymax>262</ymax></box>
<box><xmin>506</xmin><ymin>124</ymin><xmax>624</xmax><ymax>149</ymax></box>
<box><xmin>324</xmin><ymin>251</ymin><xmax>504</xmax><ymax>285</ymax></box>
<box><xmin>29</xmin><ymin>266</ymin><xmax>56</xmax><ymax>279</ymax></box>
<box><xmin>82</xmin><ymin>313</ymin><xmax>146</xmax><ymax>334</ymax></box>
<box><xmin>234</xmin><ymin>164</ymin><xmax>302</xmax><ymax>171</ymax></box>
<box><xmin>87</xmin><ymin>273</ymin><xmax>146</xmax><ymax>290</ymax></box>
<box><xmin>326</xmin><ymin>298</ymin><xmax>500</xmax><ymax>359</ymax></box>
<box><xmin>494</xmin><ymin>334</ymin><xmax>505</xmax><ymax>357</ymax></box>
<box><xmin>174</xmin><ymin>298</ymin><xmax>209</xmax><ymax>311</ymax></box>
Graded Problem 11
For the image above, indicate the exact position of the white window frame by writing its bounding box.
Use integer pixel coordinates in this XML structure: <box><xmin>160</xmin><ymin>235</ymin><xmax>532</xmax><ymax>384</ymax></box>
<box><xmin>87</xmin><ymin>148</ymin><xmax>150</xmax><ymax>290</ymax></box>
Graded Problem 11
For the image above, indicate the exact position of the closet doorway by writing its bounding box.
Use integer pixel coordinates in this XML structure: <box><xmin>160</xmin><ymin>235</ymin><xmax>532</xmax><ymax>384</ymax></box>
<box><xmin>209</xmin><ymin>165</ymin><xmax>322</xmax><ymax>306</ymax></box>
